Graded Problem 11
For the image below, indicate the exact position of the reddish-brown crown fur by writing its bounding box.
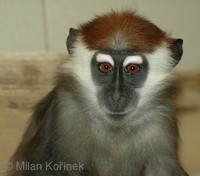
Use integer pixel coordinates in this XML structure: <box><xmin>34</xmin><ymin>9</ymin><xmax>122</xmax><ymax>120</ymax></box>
<box><xmin>79</xmin><ymin>11</ymin><xmax>169</xmax><ymax>53</ymax></box>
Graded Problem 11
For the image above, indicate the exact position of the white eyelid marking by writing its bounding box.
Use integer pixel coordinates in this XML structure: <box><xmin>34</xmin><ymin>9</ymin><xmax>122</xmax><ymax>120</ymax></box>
<box><xmin>123</xmin><ymin>56</ymin><xmax>143</xmax><ymax>67</ymax></box>
<box><xmin>96</xmin><ymin>54</ymin><xmax>114</xmax><ymax>66</ymax></box>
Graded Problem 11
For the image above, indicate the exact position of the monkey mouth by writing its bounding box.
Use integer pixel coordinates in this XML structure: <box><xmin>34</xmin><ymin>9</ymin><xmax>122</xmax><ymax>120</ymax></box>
<box><xmin>100</xmin><ymin>104</ymin><xmax>138</xmax><ymax>125</ymax></box>
<box><xmin>98</xmin><ymin>101</ymin><xmax>135</xmax><ymax>122</ymax></box>
<box><xmin>101</xmin><ymin>109</ymin><xmax>135</xmax><ymax>126</ymax></box>
<box><xmin>99</xmin><ymin>102</ymin><xmax>135</xmax><ymax>117</ymax></box>
<box><xmin>103</xmin><ymin>107</ymin><xmax>134</xmax><ymax>117</ymax></box>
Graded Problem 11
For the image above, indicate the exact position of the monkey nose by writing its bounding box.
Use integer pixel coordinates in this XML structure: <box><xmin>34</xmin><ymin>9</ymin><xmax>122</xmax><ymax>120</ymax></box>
<box><xmin>113</xmin><ymin>93</ymin><xmax>121</xmax><ymax>104</ymax></box>
<box><xmin>108</xmin><ymin>94</ymin><xmax>126</xmax><ymax>112</ymax></box>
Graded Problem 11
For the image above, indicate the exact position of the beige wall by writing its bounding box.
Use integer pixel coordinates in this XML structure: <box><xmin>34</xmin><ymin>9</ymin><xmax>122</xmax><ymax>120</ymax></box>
<box><xmin>138</xmin><ymin>0</ymin><xmax>200</xmax><ymax>70</ymax></box>
<box><xmin>0</xmin><ymin>0</ymin><xmax>199</xmax><ymax>69</ymax></box>
<box><xmin>0</xmin><ymin>0</ymin><xmax>138</xmax><ymax>53</ymax></box>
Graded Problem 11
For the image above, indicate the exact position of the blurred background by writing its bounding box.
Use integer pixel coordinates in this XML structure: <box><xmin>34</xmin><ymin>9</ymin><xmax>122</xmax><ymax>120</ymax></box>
<box><xmin>0</xmin><ymin>0</ymin><xmax>199</xmax><ymax>176</ymax></box>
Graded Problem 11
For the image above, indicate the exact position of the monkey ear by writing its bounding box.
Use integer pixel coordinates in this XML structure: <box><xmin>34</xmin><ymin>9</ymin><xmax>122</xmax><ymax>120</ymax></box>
<box><xmin>171</xmin><ymin>38</ymin><xmax>183</xmax><ymax>66</ymax></box>
<box><xmin>66</xmin><ymin>28</ymin><xmax>79</xmax><ymax>55</ymax></box>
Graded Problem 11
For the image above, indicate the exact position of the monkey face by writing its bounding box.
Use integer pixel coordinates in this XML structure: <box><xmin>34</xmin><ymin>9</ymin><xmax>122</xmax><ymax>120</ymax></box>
<box><xmin>65</xmin><ymin>11</ymin><xmax>183</xmax><ymax>125</ymax></box>
<box><xmin>91</xmin><ymin>50</ymin><xmax>149</xmax><ymax>120</ymax></box>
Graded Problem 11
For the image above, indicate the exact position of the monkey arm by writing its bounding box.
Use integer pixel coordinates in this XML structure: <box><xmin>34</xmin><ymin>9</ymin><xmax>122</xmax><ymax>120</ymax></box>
<box><xmin>7</xmin><ymin>89</ymin><xmax>64</xmax><ymax>176</ymax></box>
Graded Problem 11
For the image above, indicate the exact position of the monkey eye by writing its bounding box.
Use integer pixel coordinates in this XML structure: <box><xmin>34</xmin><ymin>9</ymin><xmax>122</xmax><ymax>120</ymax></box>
<box><xmin>99</xmin><ymin>62</ymin><xmax>113</xmax><ymax>73</ymax></box>
<box><xmin>125</xmin><ymin>64</ymin><xmax>141</xmax><ymax>75</ymax></box>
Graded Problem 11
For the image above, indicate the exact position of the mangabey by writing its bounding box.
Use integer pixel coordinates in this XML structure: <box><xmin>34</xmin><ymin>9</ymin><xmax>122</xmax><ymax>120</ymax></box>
<box><xmin>8</xmin><ymin>11</ymin><xmax>188</xmax><ymax>176</ymax></box>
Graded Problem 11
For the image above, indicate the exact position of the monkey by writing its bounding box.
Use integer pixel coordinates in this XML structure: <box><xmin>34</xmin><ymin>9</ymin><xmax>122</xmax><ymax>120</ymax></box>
<box><xmin>7</xmin><ymin>11</ymin><xmax>188</xmax><ymax>176</ymax></box>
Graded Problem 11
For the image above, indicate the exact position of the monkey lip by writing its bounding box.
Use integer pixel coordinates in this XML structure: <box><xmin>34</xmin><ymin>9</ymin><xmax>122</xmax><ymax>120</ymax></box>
<box><xmin>99</xmin><ymin>103</ymin><xmax>135</xmax><ymax>119</ymax></box>
<box><xmin>108</xmin><ymin>111</ymin><xmax>128</xmax><ymax>116</ymax></box>
<box><xmin>103</xmin><ymin>109</ymin><xmax>135</xmax><ymax>126</ymax></box>
<box><xmin>100</xmin><ymin>105</ymin><xmax>135</xmax><ymax>117</ymax></box>
<box><xmin>105</xmin><ymin>109</ymin><xmax>133</xmax><ymax>117</ymax></box>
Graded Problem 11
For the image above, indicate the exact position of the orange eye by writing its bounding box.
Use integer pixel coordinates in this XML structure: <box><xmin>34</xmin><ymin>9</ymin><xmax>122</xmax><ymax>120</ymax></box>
<box><xmin>125</xmin><ymin>64</ymin><xmax>141</xmax><ymax>75</ymax></box>
<box><xmin>99</xmin><ymin>62</ymin><xmax>112</xmax><ymax>73</ymax></box>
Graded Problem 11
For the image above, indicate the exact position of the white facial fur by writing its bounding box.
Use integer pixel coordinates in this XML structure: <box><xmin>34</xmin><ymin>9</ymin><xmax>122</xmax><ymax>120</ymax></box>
<box><xmin>96</xmin><ymin>53</ymin><xmax>114</xmax><ymax>66</ymax></box>
<box><xmin>137</xmin><ymin>42</ymin><xmax>176</xmax><ymax>107</ymax></box>
<box><xmin>123</xmin><ymin>55</ymin><xmax>143</xmax><ymax>67</ymax></box>
<box><xmin>61</xmin><ymin>36</ymin><xmax>98</xmax><ymax>103</ymax></box>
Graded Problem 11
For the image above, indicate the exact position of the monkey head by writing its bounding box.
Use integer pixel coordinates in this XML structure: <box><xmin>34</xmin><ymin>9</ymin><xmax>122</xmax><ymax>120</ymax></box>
<box><xmin>65</xmin><ymin>11</ymin><xmax>183</xmax><ymax>125</ymax></box>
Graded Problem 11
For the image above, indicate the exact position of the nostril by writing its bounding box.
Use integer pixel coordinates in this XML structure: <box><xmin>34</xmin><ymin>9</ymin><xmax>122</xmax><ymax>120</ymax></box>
<box><xmin>108</xmin><ymin>94</ymin><xmax>126</xmax><ymax>111</ymax></box>
<box><xmin>107</xmin><ymin>95</ymin><xmax>117</xmax><ymax>109</ymax></box>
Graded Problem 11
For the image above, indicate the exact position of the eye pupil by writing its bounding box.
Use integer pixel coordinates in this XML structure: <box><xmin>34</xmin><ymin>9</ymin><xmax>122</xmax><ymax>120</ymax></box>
<box><xmin>130</xmin><ymin>66</ymin><xmax>135</xmax><ymax>70</ymax></box>
<box><xmin>104</xmin><ymin>65</ymin><xmax>109</xmax><ymax>69</ymax></box>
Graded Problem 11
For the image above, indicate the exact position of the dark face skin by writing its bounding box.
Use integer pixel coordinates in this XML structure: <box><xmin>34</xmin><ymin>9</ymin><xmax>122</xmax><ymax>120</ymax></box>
<box><xmin>91</xmin><ymin>50</ymin><xmax>149</xmax><ymax>119</ymax></box>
